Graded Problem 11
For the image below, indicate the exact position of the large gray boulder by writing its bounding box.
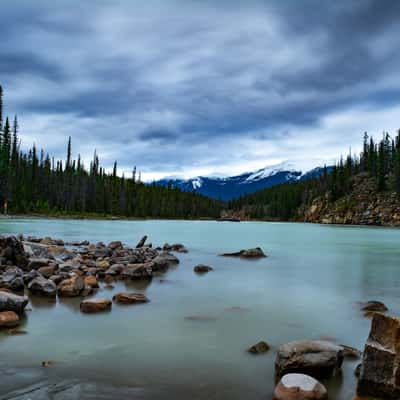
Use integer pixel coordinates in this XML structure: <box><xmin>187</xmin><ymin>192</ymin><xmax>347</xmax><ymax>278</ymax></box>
<box><xmin>356</xmin><ymin>313</ymin><xmax>400</xmax><ymax>399</ymax></box>
<box><xmin>275</xmin><ymin>340</ymin><xmax>344</xmax><ymax>379</ymax></box>
<box><xmin>28</xmin><ymin>276</ymin><xmax>57</xmax><ymax>297</ymax></box>
<box><xmin>0</xmin><ymin>291</ymin><xmax>29</xmax><ymax>314</ymax></box>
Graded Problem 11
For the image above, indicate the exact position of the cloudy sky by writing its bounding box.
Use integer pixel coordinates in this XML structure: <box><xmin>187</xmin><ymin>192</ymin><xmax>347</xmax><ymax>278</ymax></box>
<box><xmin>1</xmin><ymin>0</ymin><xmax>400</xmax><ymax>180</ymax></box>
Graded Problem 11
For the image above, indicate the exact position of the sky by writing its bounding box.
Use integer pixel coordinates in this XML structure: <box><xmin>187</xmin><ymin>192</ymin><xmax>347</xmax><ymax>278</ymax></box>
<box><xmin>1</xmin><ymin>0</ymin><xmax>400</xmax><ymax>181</ymax></box>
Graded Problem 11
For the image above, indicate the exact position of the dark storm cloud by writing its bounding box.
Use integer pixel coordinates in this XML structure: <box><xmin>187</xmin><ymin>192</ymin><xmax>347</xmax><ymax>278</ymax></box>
<box><xmin>1</xmin><ymin>0</ymin><xmax>400</xmax><ymax>178</ymax></box>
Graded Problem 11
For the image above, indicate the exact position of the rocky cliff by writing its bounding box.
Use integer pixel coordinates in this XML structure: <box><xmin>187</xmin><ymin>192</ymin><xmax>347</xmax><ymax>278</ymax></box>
<box><xmin>298</xmin><ymin>173</ymin><xmax>400</xmax><ymax>227</ymax></box>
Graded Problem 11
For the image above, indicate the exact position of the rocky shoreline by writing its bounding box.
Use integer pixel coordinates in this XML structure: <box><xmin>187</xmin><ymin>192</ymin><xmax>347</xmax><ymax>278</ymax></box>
<box><xmin>1</xmin><ymin>234</ymin><xmax>399</xmax><ymax>399</ymax></box>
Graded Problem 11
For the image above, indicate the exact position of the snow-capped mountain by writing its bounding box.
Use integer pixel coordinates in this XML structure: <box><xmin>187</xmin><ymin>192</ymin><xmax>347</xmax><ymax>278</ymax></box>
<box><xmin>153</xmin><ymin>163</ymin><xmax>330</xmax><ymax>201</ymax></box>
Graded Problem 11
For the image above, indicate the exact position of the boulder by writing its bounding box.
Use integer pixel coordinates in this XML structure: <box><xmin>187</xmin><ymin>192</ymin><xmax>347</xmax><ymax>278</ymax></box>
<box><xmin>58</xmin><ymin>275</ymin><xmax>84</xmax><ymax>297</ymax></box>
<box><xmin>0</xmin><ymin>236</ymin><xmax>29</xmax><ymax>269</ymax></box>
<box><xmin>275</xmin><ymin>340</ymin><xmax>344</xmax><ymax>379</ymax></box>
<box><xmin>220</xmin><ymin>247</ymin><xmax>266</xmax><ymax>258</ymax></box>
<box><xmin>38</xmin><ymin>265</ymin><xmax>56</xmax><ymax>278</ymax></box>
<box><xmin>96</xmin><ymin>260</ymin><xmax>110</xmax><ymax>269</ymax></box>
<box><xmin>163</xmin><ymin>243</ymin><xmax>188</xmax><ymax>253</ymax></box>
<box><xmin>152</xmin><ymin>252</ymin><xmax>179</xmax><ymax>269</ymax></box>
<box><xmin>28</xmin><ymin>258</ymin><xmax>51</xmax><ymax>270</ymax></box>
<box><xmin>194</xmin><ymin>265</ymin><xmax>213</xmax><ymax>273</ymax></box>
<box><xmin>356</xmin><ymin>313</ymin><xmax>400</xmax><ymax>399</ymax></box>
<box><xmin>28</xmin><ymin>276</ymin><xmax>57</xmax><ymax>297</ymax></box>
<box><xmin>84</xmin><ymin>275</ymin><xmax>99</xmax><ymax>288</ymax></box>
<box><xmin>360</xmin><ymin>300</ymin><xmax>388</xmax><ymax>315</ymax></box>
<box><xmin>0</xmin><ymin>268</ymin><xmax>25</xmax><ymax>291</ymax></box>
<box><xmin>108</xmin><ymin>241</ymin><xmax>123</xmax><ymax>250</ymax></box>
<box><xmin>0</xmin><ymin>311</ymin><xmax>20</xmax><ymax>328</ymax></box>
<box><xmin>273</xmin><ymin>373</ymin><xmax>328</xmax><ymax>400</ymax></box>
<box><xmin>80</xmin><ymin>298</ymin><xmax>112</xmax><ymax>313</ymax></box>
<box><xmin>121</xmin><ymin>263</ymin><xmax>153</xmax><ymax>279</ymax></box>
<box><xmin>248</xmin><ymin>341</ymin><xmax>270</xmax><ymax>354</ymax></box>
<box><xmin>112</xmin><ymin>292</ymin><xmax>149</xmax><ymax>304</ymax></box>
<box><xmin>0</xmin><ymin>291</ymin><xmax>29</xmax><ymax>314</ymax></box>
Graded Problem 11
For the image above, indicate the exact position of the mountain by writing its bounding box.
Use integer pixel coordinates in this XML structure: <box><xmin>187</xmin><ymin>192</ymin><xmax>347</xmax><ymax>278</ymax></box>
<box><xmin>153</xmin><ymin>162</ymin><xmax>330</xmax><ymax>201</ymax></box>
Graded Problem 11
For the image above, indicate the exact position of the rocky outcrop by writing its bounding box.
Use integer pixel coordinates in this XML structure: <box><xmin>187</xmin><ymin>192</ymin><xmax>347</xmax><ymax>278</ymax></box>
<box><xmin>298</xmin><ymin>174</ymin><xmax>400</xmax><ymax>226</ymax></box>
<box><xmin>356</xmin><ymin>313</ymin><xmax>400</xmax><ymax>399</ymax></box>
<box><xmin>0</xmin><ymin>310</ymin><xmax>20</xmax><ymax>328</ymax></box>
<box><xmin>220</xmin><ymin>247</ymin><xmax>266</xmax><ymax>258</ymax></box>
<box><xmin>275</xmin><ymin>340</ymin><xmax>344</xmax><ymax>379</ymax></box>
<box><xmin>112</xmin><ymin>292</ymin><xmax>149</xmax><ymax>304</ymax></box>
<box><xmin>0</xmin><ymin>291</ymin><xmax>28</xmax><ymax>314</ymax></box>
<box><xmin>80</xmin><ymin>299</ymin><xmax>112</xmax><ymax>313</ymax></box>
<box><xmin>273</xmin><ymin>373</ymin><xmax>328</xmax><ymax>400</ymax></box>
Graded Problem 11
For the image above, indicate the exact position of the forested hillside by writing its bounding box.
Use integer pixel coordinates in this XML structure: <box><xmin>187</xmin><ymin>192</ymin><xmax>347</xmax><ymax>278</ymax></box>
<box><xmin>0</xmin><ymin>86</ymin><xmax>221</xmax><ymax>218</ymax></box>
<box><xmin>228</xmin><ymin>131</ymin><xmax>400</xmax><ymax>225</ymax></box>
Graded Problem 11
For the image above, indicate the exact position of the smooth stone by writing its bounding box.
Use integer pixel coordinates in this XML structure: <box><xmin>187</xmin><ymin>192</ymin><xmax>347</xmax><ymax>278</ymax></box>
<box><xmin>84</xmin><ymin>275</ymin><xmax>99</xmax><ymax>288</ymax></box>
<box><xmin>275</xmin><ymin>340</ymin><xmax>344</xmax><ymax>379</ymax></box>
<box><xmin>112</xmin><ymin>292</ymin><xmax>149</xmax><ymax>304</ymax></box>
<box><xmin>28</xmin><ymin>276</ymin><xmax>57</xmax><ymax>298</ymax></box>
<box><xmin>0</xmin><ymin>311</ymin><xmax>20</xmax><ymax>328</ymax></box>
<box><xmin>0</xmin><ymin>291</ymin><xmax>29</xmax><ymax>314</ymax></box>
<box><xmin>194</xmin><ymin>264</ymin><xmax>213</xmax><ymax>273</ymax></box>
<box><xmin>58</xmin><ymin>275</ymin><xmax>84</xmax><ymax>297</ymax></box>
<box><xmin>80</xmin><ymin>298</ymin><xmax>112</xmax><ymax>313</ymax></box>
<box><xmin>273</xmin><ymin>373</ymin><xmax>328</xmax><ymax>400</ymax></box>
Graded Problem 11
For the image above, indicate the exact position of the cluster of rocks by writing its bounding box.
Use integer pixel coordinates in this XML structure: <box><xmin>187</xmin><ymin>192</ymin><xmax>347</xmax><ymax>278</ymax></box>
<box><xmin>299</xmin><ymin>173</ymin><xmax>400</xmax><ymax>226</ymax></box>
<box><xmin>0</xmin><ymin>234</ymin><xmax>185</xmax><ymax>328</ymax></box>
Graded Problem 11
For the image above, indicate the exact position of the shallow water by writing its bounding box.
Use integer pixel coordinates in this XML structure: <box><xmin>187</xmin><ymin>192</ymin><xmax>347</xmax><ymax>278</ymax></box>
<box><xmin>1</xmin><ymin>218</ymin><xmax>400</xmax><ymax>399</ymax></box>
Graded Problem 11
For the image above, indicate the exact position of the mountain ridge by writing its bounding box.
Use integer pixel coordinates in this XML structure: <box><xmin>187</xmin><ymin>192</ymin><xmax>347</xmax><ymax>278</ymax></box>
<box><xmin>153</xmin><ymin>163</ymin><xmax>330</xmax><ymax>200</ymax></box>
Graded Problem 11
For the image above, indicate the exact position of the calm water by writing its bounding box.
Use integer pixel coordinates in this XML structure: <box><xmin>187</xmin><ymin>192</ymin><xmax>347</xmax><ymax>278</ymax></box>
<box><xmin>1</xmin><ymin>218</ymin><xmax>400</xmax><ymax>399</ymax></box>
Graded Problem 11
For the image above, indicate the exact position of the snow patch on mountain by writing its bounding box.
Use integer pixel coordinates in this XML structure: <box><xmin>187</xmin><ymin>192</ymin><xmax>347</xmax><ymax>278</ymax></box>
<box><xmin>244</xmin><ymin>161</ymin><xmax>297</xmax><ymax>183</ymax></box>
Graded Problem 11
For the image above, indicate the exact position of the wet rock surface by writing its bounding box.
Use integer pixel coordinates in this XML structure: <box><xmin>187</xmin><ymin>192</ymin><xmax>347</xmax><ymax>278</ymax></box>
<box><xmin>80</xmin><ymin>298</ymin><xmax>112</xmax><ymax>313</ymax></box>
<box><xmin>275</xmin><ymin>340</ymin><xmax>344</xmax><ymax>379</ymax></box>
<box><xmin>112</xmin><ymin>292</ymin><xmax>149</xmax><ymax>304</ymax></box>
<box><xmin>356</xmin><ymin>313</ymin><xmax>400</xmax><ymax>399</ymax></box>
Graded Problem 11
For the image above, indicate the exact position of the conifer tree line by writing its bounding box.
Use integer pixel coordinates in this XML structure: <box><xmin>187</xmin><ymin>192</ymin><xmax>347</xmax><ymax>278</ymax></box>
<box><xmin>229</xmin><ymin>130</ymin><xmax>400</xmax><ymax>220</ymax></box>
<box><xmin>0</xmin><ymin>85</ymin><xmax>221</xmax><ymax>218</ymax></box>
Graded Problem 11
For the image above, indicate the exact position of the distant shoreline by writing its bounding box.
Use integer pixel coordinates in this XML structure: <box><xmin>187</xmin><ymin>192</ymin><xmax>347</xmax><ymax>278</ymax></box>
<box><xmin>0</xmin><ymin>213</ymin><xmax>399</xmax><ymax>228</ymax></box>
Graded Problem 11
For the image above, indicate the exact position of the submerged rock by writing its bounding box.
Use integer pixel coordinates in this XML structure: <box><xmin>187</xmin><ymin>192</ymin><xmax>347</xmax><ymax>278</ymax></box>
<box><xmin>247</xmin><ymin>341</ymin><xmax>270</xmax><ymax>354</ymax></box>
<box><xmin>0</xmin><ymin>291</ymin><xmax>29</xmax><ymax>314</ymax></box>
<box><xmin>273</xmin><ymin>373</ymin><xmax>328</xmax><ymax>400</ymax></box>
<box><xmin>194</xmin><ymin>264</ymin><xmax>213</xmax><ymax>273</ymax></box>
<box><xmin>275</xmin><ymin>340</ymin><xmax>344</xmax><ymax>379</ymax></box>
<box><xmin>356</xmin><ymin>313</ymin><xmax>400</xmax><ymax>399</ymax></box>
<box><xmin>112</xmin><ymin>292</ymin><xmax>149</xmax><ymax>304</ymax></box>
<box><xmin>80</xmin><ymin>298</ymin><xmax>112</xmax><ymax>313</ymax></box>
<box><xmin>163</xmin><ymin>243</ymin><xmax>188</xmax><ymax>253</ymax></box>
<box><xmin>220</xmin><ymin>247</ymin><xmax>266</xmax><ymax>258</ymax></box>
<box><xmin>0</xmin><ymin>311</ymin><xmax>20</xmax><ymax>328</ymax></box>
